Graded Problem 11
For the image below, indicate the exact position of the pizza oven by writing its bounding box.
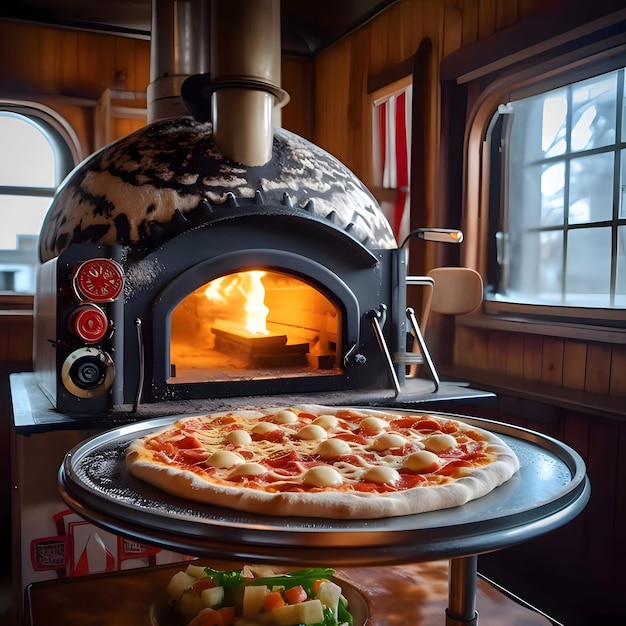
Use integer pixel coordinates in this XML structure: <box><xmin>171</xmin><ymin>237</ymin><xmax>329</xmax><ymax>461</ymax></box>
<box><xmin>32</xmin><ymin>0</ymin><xmax>421</xmax><ymax>416</ymax></box>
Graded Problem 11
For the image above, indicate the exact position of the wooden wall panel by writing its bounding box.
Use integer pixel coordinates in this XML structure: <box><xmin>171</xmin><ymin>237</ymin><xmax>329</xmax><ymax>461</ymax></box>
<box><xmin>486</xmin><ymin>329</ymin><xmax>507</xmax><ymax>373</ymax></box>
<box><xmin>442</xmin><ymin>1</ymin><xmax>463</xmax><ymax>57</ymax></box>
<box><xmin>585</xmin><ymin>343</ymin><xmax>612</xmax><ymax>395</ymax></box>
<box><xmin>281</xmin><ymin>57</ymin><xmax>314</xmax><ymax>140</ymax></box>
<box><xmin>541</xmin><ymin>337</ymin><xmax>564</xmax><ymax>386</ymax></box>
<box><xmin>504</xmin><ymin>333</ymin><xmax>524</xmax><ymax>378</ymax></box>
<box><xmin>562</xmin><ymin>340</ymin><xmax>587</xmax><ymax>391</ymax></box>
<box><xmin>609</xmin><ymin>346</ymin><xmax>626</xmax><ymax>396</ymax></box>
<box><xmin>522</xmin><ymin>334</ymin><xmax>543</xmax><ymax>381</ymax></box>
<box><xmin>59</xmin><ymin>30</ymin><xmax>80</xmax><ymax>95</ymax></box>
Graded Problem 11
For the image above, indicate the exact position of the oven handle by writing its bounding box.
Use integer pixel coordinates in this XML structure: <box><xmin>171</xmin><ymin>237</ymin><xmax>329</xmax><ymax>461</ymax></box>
<box><xmin>133</xmin><ymin>318</ymin><xmax>144</xmax><ymax>412</ymax></box>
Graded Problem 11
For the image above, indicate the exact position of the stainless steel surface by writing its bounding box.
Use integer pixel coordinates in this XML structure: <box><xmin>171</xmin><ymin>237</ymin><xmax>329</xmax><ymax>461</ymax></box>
<box><xmin>58</xmin><ymin>409</ymin><xmax>589</xmax><ymax>566</ymax></box>
<box><xmin>446</xmin><ymin>556</ymin><xmax>478</xmax><ymax>625</ymax></box>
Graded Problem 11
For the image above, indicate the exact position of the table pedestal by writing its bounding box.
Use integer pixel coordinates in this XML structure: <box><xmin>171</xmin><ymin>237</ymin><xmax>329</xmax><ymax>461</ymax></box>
<box><xmin>447</xmin><ymin>556</ymin><xmax>479</xmax><ymax>625</ymax></box>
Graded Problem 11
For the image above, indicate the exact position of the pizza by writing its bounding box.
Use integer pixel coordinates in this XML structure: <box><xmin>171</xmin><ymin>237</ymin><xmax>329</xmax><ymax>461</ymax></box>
<box><xmin>125</xmin><ymin>405</ymin><xmax>519</xmax><ymax>519</ymax></box>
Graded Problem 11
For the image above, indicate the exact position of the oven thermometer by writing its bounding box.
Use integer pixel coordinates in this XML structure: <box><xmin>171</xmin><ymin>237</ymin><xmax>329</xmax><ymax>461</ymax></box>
<box><xmin>72</xmin><ymin>258</ymin><xmax>124</xmax><ymax>302</ymax></box>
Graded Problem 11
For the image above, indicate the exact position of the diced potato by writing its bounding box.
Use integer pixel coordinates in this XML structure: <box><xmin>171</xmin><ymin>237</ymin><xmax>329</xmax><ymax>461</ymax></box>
<box><xmin>176</xmin><ymin>588</ymin><xmax>205</xmax><ymax>622</ymax></box>
<box><xmin>166</xmin><ymin>570</ymin><xmax>196</xmax><ymax>602</ymax></box>
<box><xmin>271</xmin><ymin>599</ymin><xmax>325</xmax><ymax>625</ymax></box>
<box><xmin>316</xmin><ymin>580</ymin><xmax>342</xmax><ymax>617</ymax></box>
<box><xmin>200</xmin><ymin>585</ymin><xmax>224</xmax><ymax>608</ymax></box>
<box><xmin>185</xmin><ymin>564</ymin><xmax>209</xmax><ymax>579</ymax></box>
<box><xmin>242</xmin><ymin>585</ymin><xmax>270</xmax><ymax>618</ymax></box>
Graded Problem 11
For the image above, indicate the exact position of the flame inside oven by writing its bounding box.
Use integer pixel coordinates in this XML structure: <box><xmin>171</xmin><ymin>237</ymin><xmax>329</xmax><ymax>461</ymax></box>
<box><xmin>169</xmin><ymin>270</ymin><xmax>340</xmax><ymax>383</ymax></box>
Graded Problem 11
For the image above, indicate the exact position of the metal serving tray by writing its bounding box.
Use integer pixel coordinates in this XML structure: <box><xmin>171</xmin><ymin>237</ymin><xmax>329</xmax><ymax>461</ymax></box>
<box><xmin>58</xmin><ymin>409</ymin><xmax>589</xmax><ymax>567</ymax></box>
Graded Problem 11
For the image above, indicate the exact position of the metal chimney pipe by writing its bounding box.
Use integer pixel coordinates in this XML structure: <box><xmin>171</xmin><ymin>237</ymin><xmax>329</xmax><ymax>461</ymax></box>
<box><xmin>148</xmin><ymin>0</ymin><xmax>211</xmax><ymax>122</ymax></box>
<box><xmin>210</xmin><ymin>0</ymin><xmax>289</xmax><ymax>166</ymax></box>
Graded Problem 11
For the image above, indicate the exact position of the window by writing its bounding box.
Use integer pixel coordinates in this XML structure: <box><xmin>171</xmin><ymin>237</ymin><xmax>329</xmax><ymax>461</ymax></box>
<box><xmin>488</xmin><ymin>67</ymin><xmax>625</xmax><ymax>311</ymax></box>
<box><xmin>0</xmin><ymin>105</ymin><xmax>79</xmax><ymax>294</ymax></box>
<box><xmin>371</xmin><ymin>79</ymin><xmax>412</xmax><ymax>244</ymax></box>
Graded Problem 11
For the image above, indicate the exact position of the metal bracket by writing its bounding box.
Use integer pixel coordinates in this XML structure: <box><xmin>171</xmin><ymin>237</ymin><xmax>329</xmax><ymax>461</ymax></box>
<box><xmin>405</xmin><ymin>307</ymin><xmax>440</xmax><ymax>391</ymax></box>
<box><xmin>367</xmin><ymin>305</ymin><xmax>401</xmax><ymax>396</ymax></box>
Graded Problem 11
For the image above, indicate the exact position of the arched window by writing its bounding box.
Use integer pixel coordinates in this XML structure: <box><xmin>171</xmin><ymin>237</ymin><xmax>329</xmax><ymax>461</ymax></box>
<box><xmin>0</xmin><ymin>104</ymin><xmax>80</xmax><ymax>294</ymax></box>
<box><xmin>441</xmin><ymin>7</ymin><xmax>626</xmax><ymax>326</ymax></box>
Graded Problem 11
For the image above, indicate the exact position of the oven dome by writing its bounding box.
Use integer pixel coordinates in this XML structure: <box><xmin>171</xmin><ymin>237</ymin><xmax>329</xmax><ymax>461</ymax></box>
<box><xmin>39</xmin><ymin>117</ymin><xmax>397</xmax><ymax>262</ymax></box>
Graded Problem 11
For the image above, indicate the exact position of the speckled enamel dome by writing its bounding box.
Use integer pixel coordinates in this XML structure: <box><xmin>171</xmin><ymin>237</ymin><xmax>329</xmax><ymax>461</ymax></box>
<box><xmin>39</xmin><ymin>117</ymin><xmax>397</xmax><ymax>262</ymax></box>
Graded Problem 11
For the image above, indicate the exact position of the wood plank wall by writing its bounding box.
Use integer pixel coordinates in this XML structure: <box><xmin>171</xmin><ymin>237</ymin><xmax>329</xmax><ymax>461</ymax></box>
<box><xmin>0</xmin><ymin>20</ymin><xmax>313</xmax><ymax>156</ymax></box>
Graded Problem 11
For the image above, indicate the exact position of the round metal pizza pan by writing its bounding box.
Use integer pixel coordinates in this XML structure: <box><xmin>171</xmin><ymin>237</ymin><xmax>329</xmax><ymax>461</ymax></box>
<box><xmin>58</xmin><ymin>409</ymin><xmax>590</xmax><ymax>567</ymax></box>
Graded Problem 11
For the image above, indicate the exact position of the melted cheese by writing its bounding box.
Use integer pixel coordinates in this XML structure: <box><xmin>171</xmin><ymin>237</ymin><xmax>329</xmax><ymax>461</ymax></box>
<box><xmin>229</xmin><ymin>462</ymin><xmax>267</xmax><ymax>477</ymax></box>
<box><xmin>160</xmin><ymin>409</ymin><xmax>483</xmax><ymax>491</ymax></box>
<box><xmin>362</xmin><ymin>465</ymin><xmax>400</xmax><ymax>485</ymax></box>
<box><xmin>251</xmin><ymin>422</ymin><xmax>279</xmax><ymax>435</ymax></box>
<box><xmin>225</xmin><ymin>429</ymin><xmax>252</xmax><ymax>445</ymax></box>
<box><xmin>371</xmin><ymin>433</ymin><xmax>407</xmax><ymax>451</ymax></box>
<box><xmin>303</xmin><ymin>465</ymin><xmax>343</xmax><ymax>487</ymax></box>
<box><xmin>207</xmin><ymin>450</ymin><xmax>245</xmax><ymax>468</ymax></box>
<box><xmin>274</xmin><ymin>410</ymin><xmax>299</xmax><ymax>424</ymax></box>
<box><xmin>297</xmin><ymin>424</ymin><xmax>328</xmax><ymax>440</ymax></box>
<box><xmin>311</xmin><ymin>414</ymin><xmax>339</xmax><ymax>429</ymax></box>
<box><xmin>358</xmin><ymin>416</ymin><xmax>388</xmax><ymax>434</ymax></box>
<box><xmin>403</xmin><ymin>450</ymin><xmax>440</xmax><ymax>472</ymax></box>
<box><xmin>424</xmin><ymin>433</ymin><xmax>457</xmax><ymax>452</ymax></box>
<box><xmin>317</xmin><ymin>438</ymin><xmax>351</xmax><ymax>460</ymax></box>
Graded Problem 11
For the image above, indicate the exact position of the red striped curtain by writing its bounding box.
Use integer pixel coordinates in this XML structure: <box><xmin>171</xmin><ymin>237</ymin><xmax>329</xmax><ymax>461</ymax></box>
<box><xmin>373</xmin><ymin>86</ymin><xmax>412</xmax><ymax>244</ymax></box>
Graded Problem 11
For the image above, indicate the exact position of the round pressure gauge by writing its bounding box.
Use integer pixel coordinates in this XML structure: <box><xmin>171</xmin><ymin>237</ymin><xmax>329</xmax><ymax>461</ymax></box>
<box><xmin>69</xmin><ymin>304</ymin><xmax>109</xmax><ymax>344</ymax></box>
<box><xmin>72</xmin><ymin>258</ymin><xmax>124</xmax><ymax>302</ymax></box>
<box><xmin>61</xmin><ymin>347</ymin><xmax>115</xmax><ymax>398</ymax></box>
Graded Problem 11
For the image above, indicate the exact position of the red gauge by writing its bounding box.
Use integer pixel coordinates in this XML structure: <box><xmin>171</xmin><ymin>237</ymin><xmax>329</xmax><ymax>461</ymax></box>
<box><xmin>72</xmin><ymin>258</ymin><xmax>124</xmax><ymax>302</ymax></box>
<box><xmin>70</xmin><ymin>304</ymin><xmax>109</xmax><ymax>344</ymax></box>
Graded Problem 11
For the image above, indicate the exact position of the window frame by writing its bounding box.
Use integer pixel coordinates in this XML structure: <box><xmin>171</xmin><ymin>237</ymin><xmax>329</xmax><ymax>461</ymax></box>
<box><xmin>451</xmin><ymin>9</ymin><xmax>626</xmax><ymax>331</ymax></box>
<box><xmin>370</xmin><ymin>75</ymin><xmax>413</xmax><ymax>244</ymax></box>
<box><xmin>485</xmin><ymin>62</ymin><xmax>626</xmax><ymax>318</ymax></box>
<box><xmin>0</xmin><ymin>101</ymin><xmax>81</xmax><ymax>300</ymax></box>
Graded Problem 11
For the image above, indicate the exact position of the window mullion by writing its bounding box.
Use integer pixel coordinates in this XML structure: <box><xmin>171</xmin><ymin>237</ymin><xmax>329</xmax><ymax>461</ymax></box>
<box><xmin>610</xmin><ymin>69</ymin><xmax>625</xmax><ymax>307</ymax></box>
<box><xmin>0</xmin><ymin>185</ymin><xmax>56</xmax><ymax>198</ymax></box>
<box><xmin>561</xmin><ymin>85</ymin><xmax>573</xmax><ymax>306</ymax></box>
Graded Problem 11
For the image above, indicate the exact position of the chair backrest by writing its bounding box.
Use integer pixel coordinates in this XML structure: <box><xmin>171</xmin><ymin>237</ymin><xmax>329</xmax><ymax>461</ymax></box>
<box><xmin>421</xmin><ymin>267</ymin><xmax>483</xmax><ymax>332</ymax></box>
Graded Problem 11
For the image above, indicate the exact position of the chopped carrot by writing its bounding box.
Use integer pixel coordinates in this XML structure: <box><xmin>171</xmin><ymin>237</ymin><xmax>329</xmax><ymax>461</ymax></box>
<box><xmin>263</xmin><ymin>590</ymin><xmax>286</xmax><ymax>611</ymax></box>
<box><xmin>217</xmin><ymin>606</ymin><xmax>235</xmax><ymax>625</ymax></box>
<box><xmin>192</xmin><ymin>579</ymin><xmax>217</xmax><ymax>591</ymax></box>
<box><xmin>284</xmin><ymin>585</ymin><xmax>307</xmax><ymax>604</ymax></box>
<box><xmin>312</xmin><ymin>579</ymin><xmax>328</xmax><ymax>594</ymax></box>
<box><xmin>187</xmin><ymin>607</ymin><xmax>224</xmax><ymax>626</ymax></box>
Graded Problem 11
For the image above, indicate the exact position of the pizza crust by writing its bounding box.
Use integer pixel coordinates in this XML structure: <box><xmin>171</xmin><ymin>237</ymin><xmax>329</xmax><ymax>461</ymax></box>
<box><xmin>126</xmin><ymin>406</ymin><xmax>520</xmax><ymax>520</ymax></box>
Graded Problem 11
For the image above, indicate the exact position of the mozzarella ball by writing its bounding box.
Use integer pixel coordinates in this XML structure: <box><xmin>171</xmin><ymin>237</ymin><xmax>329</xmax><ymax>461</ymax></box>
<box><xmin>297</xmin><ymin>424</ymin><xmax>328</xmax><ymax>440</ymax></box>
<box><xmin>303</xmin><ymin>466</ymin><xmax>343</xmax><ymax>487</ymax></box>
<box><xmin>251</xmin><ymin>422</ymin><xmax>279</xmax><ymax>435</ymax></box>
<box><xmin>371</xmin><ymin>433</ymin><xmax>407</xmax><ymax>451</ymax></box>
<box><xmin>317</xmin><ymin>438</ymin><xmax>351</xmax><ymax>460</ymax></box>
<box><xmin>311</xmin><ymin>414</ymin><xmax>339</xmax><ymax>429</ymax></box>
<box><xmin>358</xmin><ymin>416</ymin><xmax>388</xmax><ymax>434</ymax></box>
<box><xmin>424</xmin><ymin>433</ymin><xmax>457</xmax><ymax>452</ymax></box>
<box><xmin>207</xmin><ymin>450</ymin><xmax>245</xmax><ymax>468</ymax></box>
<box><xmin>229</xmin><ymin>462</ymin><xmax>267</xmax><ymax>477</ymax></box>
<box><xmin>403</xmin><ymin>450</ymin><xmax>440</xmax><ymax>472</ymax></box>
<box><xmin>362</xmin><ymin>466</ymin><xmax>400</xmax><ymax>485</ymax></box>
<box><xmin>273</xmin><ymin>410</ymin><xmax>299</xmax><ymax>424</ymax></box>
<box><xmin>225</xmin><ymin>429</ymin><xmax>252</xmax><ymax>445</ymax></box>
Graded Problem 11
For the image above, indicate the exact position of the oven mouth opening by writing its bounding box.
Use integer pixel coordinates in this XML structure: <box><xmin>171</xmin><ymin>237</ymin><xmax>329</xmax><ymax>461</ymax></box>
<box><xmin>168</xmin><ymin>268</ymin><xmax>342</xmax><ymax>384</ymax></box>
